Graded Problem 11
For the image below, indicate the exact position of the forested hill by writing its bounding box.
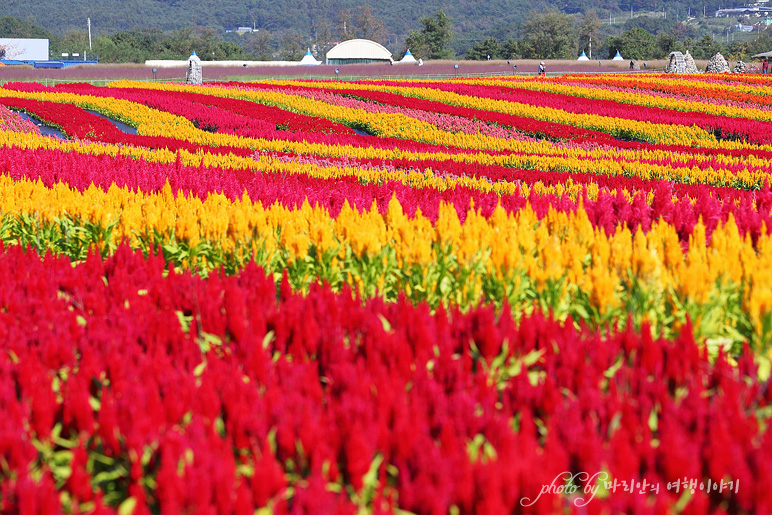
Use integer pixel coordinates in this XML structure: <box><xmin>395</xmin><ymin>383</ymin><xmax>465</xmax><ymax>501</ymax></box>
<box><xmin>0</xmin><ymin>0</ymin><xmax>727</xmax><ymax>53</ymax></box>
<box><xmin>4</xmin><ymin>0</ymin><xmax>529</xmax><ymax>39</ymax></box>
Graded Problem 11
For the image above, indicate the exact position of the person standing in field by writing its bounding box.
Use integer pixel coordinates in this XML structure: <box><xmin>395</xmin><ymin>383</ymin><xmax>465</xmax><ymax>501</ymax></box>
<box><xmin>763</xmin><ymin>58</ymin><xmax>769</xmax><ymax>75</ymax></box>
<box><xmin>538</xmin><ymin>61</ymin><xmax>546</xmax><ymax>77</ymax></box>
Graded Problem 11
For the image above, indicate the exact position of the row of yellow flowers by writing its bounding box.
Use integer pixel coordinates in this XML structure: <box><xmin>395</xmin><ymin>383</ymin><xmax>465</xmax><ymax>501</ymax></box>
<box><xmin>1</xmin><ymin>174</ymin><xmax>770</xmax><ymax>348</ymax></box>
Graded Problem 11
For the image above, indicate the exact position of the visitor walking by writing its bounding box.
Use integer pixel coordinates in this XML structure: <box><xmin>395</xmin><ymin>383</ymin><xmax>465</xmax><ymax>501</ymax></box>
<box><xmin>538</xmin><ymin>61</ymin><xmax>546</xmax><ymax>77</ymax></box>
<box><xmin>763</xmin><ymin>58</ymin><xmax>769</xmax><ymax>75</ymax></box>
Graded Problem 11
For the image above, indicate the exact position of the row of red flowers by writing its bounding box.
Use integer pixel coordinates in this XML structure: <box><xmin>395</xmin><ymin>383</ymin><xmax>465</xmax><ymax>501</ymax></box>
<box><xmin>0</xmin><ymin>244</ymin><xmax>768</xmax><ymax>514</ymax></box>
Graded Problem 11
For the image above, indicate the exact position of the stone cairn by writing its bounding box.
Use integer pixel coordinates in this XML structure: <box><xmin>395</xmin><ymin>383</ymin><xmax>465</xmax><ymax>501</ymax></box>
<box><xmin>705</xmin><ymin>53</ymin><xmax>731</xmax><ymax>74</ymax></box>
<box><xmin>684</xmin><ymin>51</ymin><xmax>700</xmax><ymax>73</ymax></box>
<box><xmin>185</xmin><ymin>51</ymin><xmax>202</xmax><ymax>85</ymax></box>
<box><xmin>734</xmin><ymin>60</ymin><xmax>748</xmax><ymax>73</ymax></box>
<box><xmin>665</xmin><ymin>51</ymin><xmax>686</xmax><ymax>74</ymax></box>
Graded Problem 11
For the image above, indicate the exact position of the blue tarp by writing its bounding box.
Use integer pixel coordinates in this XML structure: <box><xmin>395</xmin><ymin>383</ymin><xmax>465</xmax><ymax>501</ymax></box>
<box><xmin>35</xmin><ymin>60</ymin><xmax>99</xmax><ymax>68</ymax></box>
<box><xmin>33</xmin><ymin>61</ymin><xmax>64</xmax><ymax>69</ymax></box>
<box><xmin>0</xmin><ymin>60</ymin><xmax>98</xmax><ymax>68</ymax></box>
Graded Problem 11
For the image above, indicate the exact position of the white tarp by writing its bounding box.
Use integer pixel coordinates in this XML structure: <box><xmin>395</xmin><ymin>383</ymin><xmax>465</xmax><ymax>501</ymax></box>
<box><xmin>0</xmin><ymin>39</ymin><xmax>49</xmax><ymax>60</ymax></box>
<box><xmin>146</xmin><ymin>60</ymin><xmax>309</xmax><ymax>68</ymax></box>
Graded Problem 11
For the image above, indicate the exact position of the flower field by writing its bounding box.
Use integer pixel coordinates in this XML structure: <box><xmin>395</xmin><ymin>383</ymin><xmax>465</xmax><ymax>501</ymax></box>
<box><xmin>1</xmin><ymin>74</ymin><xmax>772</xmax><ymax>514</ymax></box>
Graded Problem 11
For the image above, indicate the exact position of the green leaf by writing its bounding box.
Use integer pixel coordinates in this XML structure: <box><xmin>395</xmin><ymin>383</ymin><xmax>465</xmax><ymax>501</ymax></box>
<box><xmin>198</xmin><ymin>332</ymin><xmax>222</xmax><ymax>353</ymax></box>
<box><xmin>193</xmin><ymin>361</ymin><xmax>207</xmax><ymax>377</ymax></box>
<box><xmin>758</xmin><ymin>356</ymin><xmax>771</xmax><ymax>383</ymax></box>
<box><xmin>118</xmin><ymin>496</ymin><xmax>137</xmax><ymax>515</ymax></box>
<box><xmin>648</xmin><ymin>408</ymin><xmax>658</xmax><ymax>433</ymax></box>
<box><xmin>361</xmin><ymin>453</ymin><xmax>384</xmax><ymax>501</ymax></box>
<box><xmin>176</xmin><ymin>311</ymin><xmax>192</xmax><ymax>333</ymax></box>
<box><xmin>262</xmin><ymin>330</ymin><xmax>275</xmax><ymax>350</ymax></box>
<box><xmin>377</xmin><ymin>314</ymin><xmax>392</xmax><ymax>333</ymax></box>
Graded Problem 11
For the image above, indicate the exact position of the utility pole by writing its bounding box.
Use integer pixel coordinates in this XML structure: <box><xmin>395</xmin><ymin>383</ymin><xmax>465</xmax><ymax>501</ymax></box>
<box><xmin>589</xmin><ymin>38</ymin><xmax>592</xmax><ymax>59</ymax></box>
<box><xmin>87</xmin><ymin>18</ymin><xmax>92</xmax><ymax>51</ymax></box>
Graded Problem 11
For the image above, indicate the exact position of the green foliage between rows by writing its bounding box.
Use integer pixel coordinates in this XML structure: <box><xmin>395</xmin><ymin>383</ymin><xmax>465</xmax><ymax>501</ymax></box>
<box><xmin>0</xmin><ymin>212</ymin><xmax>767</xmax><ymax>355</ymax></box>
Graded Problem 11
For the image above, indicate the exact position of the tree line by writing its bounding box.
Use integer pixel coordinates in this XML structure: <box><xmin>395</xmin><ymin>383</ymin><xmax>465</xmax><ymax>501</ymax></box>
<box><xmin>1</xmin><ymin>10</ymin><xmax>769</xmax><ymax>64</ymax></box>
<box><xmin>464</xmin><ymin>10</ymin><xmax>761</xmax><ymax>61</ymax></box>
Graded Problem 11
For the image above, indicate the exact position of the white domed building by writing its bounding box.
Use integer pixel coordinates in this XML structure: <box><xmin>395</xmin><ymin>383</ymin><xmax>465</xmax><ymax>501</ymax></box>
<box><xmin>326</xmin><ymin>39</ymin><xmax>393</xmax><ymax>65</ymax></box>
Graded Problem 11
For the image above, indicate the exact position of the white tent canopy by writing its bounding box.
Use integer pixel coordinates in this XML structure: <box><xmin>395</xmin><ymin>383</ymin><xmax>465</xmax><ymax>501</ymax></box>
<box><xmin>299</xmin><ymin>48</ymin><xmax>320</xmax><ymax>65</ymax></box>
<box><xmin>612</xmin><ymin>50</ymin><xmax>624</xmax><ymax>61</ymax></box>
<box><xmin>752</xmin><ymin>51</ymin><xmax>772</xmax><ymax>58</ymax></box>
<box><xmin>400</xmin><ymin>49</ymin><xmax>417</xmax><ymax>63</ymax></box>
<box><xmin>577</xmin><ymin>50</ymin><xmax>589</xmax><ymax>61</ymax></box>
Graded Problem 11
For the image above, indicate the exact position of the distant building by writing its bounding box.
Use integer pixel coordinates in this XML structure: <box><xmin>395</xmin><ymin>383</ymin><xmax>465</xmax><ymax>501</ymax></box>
<box><xmin>716</xmin><ymin>6</ymin><xmax>772</xmax><ymax>17</ymax></box>
<box><xmin>225</xmin><ymin>26</ymin><xmax>256</xmax><ymax>34</ymax></box>
<box><xmin>326</xmin><ymin>39</ymin><xmax>393</xmax><ymax>65</ymax></box>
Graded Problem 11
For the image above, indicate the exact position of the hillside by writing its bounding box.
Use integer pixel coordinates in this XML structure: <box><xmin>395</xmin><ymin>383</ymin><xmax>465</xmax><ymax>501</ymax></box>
<box><xmin>0</xmin><ymin>0</ymin><xmax>729</xmax><ymax>55</ymax></box>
